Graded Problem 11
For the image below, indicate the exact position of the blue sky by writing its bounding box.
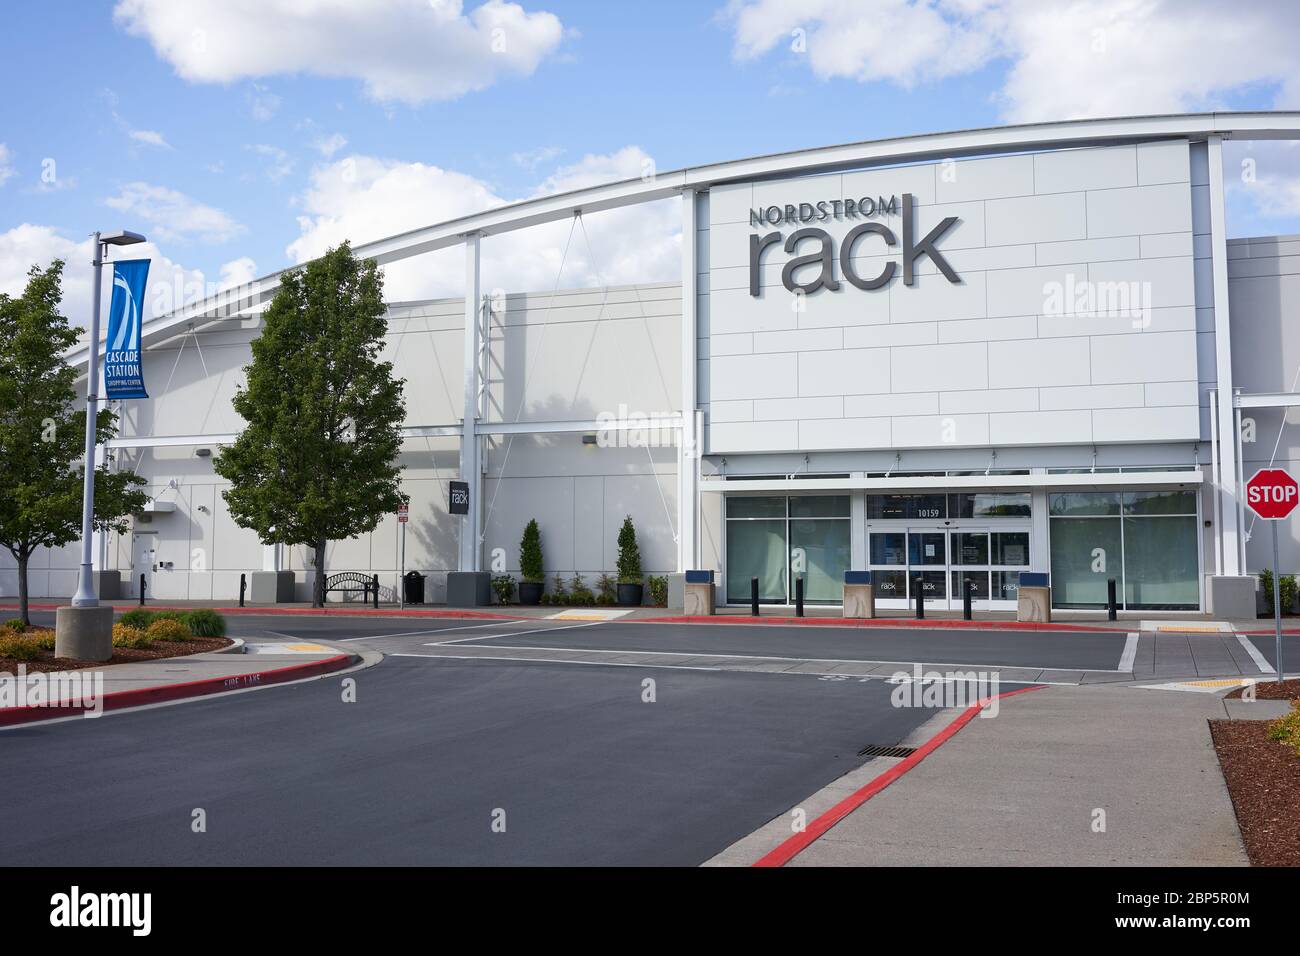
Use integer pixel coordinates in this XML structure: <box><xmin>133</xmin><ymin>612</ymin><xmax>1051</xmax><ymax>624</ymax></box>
<box><xmin>2</xmin><ymin>0</ymin><xmax>1299</xmax><ymax>325</ymax></box>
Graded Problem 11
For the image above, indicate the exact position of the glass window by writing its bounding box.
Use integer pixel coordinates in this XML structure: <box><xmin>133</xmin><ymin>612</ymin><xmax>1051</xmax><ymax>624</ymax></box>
<box><xmin>870</xmin><ymin>532</ymin><xmax>907</xmax><ymax>566</ymax></box>
<box><xmin>726</xmin><ymin>518</ymin><xmax>787</xmax><ymax>603</ymax></box>
<box><xmin>1122</xmin><ymin>490</ymin><xmax>1196</xmax><ymax>516</ymax></box>
<box><xmin>952</xmin><ymin>532</ymin><xmax>989</xmax><ymax>565</ymax></box>
<box><xmin>873</xmin><ymin>569</ymin><xmax>908</xmax><ymax>599</ymax></box>
<box><xmin>916</xmin><ymin>571</ymin><xmax>947</xmax><ymax>601</ymax></box>
<box><xmin>790</xmin><ymin>518</ymin><xmax>851</xmax><ymax>603</ymax></box>
<box><xmin>1049</xmin><ymin>492</ymin><xmax>1121</xmax><ymax>516</ymax></box>
<box><xmin>789</xmin><ymin>495</ymin><xmax>850</xmax><ymax>518</ymax></box>
<box><xmin>991</xmin><ymin>532</ymin><xmax>1030</xmax><ymax>566</ymax></box>
<box><xmin>949</xmin><ymin>492</ymin><xmax>1031</xmax><ymax>518</ymax></box>
<box><xmin>1122</xmin><ymin>515</ymin><xmax>1199</xmax><ymax>608</ymax></box>
<box><xmin>908</xmin><ymin>532</ymin><xmax>946</xmax><ymax>566</ymax></box>
<box><xmin>865</xmin><ymin>494</ymin><xmax>946</xmax><ymax>519</ymax></box>
<box><xmin>992</xmin><ymin>571</ymin><xmax>1021</xmax><ymax>602</ymax></box>
<box><xmin>1049</xmin><ymin>516</ymin><xmax>1122</xmax><ymax>606</ymax></box>
<box><xmin>727</xmin><ymin>496</ymin><xmax>786</xmax><ymax>518</ymax></box>
<box><xmin>951</xmin><ymin>571</ymin><xmax>990</xmax><ymax>601</ymax></box>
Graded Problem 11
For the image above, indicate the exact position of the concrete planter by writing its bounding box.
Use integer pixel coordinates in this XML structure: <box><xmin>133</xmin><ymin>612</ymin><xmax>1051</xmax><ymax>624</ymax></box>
<box><xmin>616</xmin><ymin>582</ymin><xmax>643</xmax><ymax>607</ymax></box>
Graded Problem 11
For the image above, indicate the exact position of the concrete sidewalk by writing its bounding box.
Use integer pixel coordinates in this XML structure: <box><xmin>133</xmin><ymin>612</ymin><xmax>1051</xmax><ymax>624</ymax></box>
<box><xmin>712</xmin><ymin>682</ymin><xmax>1269</xmax><ymax>867</ymax></box>
<box><xmin>0</xmin><ymin>641</ymin><xmax>363</xmax><ymax>726</ymax></box>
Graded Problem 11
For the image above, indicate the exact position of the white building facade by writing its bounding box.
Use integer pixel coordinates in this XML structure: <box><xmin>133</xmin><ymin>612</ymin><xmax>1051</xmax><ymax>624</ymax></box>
<box><xmin>8</xmin><ymin>112</ymin><xmax>1300</xmax><ymax>615</ymax></box>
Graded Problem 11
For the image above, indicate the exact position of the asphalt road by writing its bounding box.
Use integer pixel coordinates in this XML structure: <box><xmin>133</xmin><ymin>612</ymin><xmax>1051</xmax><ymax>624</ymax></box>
<box><xmin>0</xmin><ymin>654</ymin><xmax>934</xmax><ymax>866</ymax></box>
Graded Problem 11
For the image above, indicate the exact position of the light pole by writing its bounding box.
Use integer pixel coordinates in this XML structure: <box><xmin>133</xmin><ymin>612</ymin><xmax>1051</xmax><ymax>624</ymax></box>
<box><xmin>71</xmin><ymin>229</ymin><xmax>147</xmax><ymax>607</ymax></box>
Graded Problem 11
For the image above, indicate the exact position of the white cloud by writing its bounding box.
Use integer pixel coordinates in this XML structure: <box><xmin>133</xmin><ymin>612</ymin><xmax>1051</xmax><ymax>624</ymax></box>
<box><xmin>314</xmin><ymin>133</ymin><xmax>348</xmax><ymax>158</ymax></box>
<box><xmin>128</xmin><ymin>129</ymin><xmax>171</xmax><ymax>149</ymax></box>
<box><xmin>248</xmin><ymin>83</ymin><xmax>281</xmax><ymax>121</ymax></box>
<box><xmin>247</xmin><ymin>144</ymin><xmax>295</xmax><ymax>182</ymax></box>
<box><xmin>103</xmin><ymin>182</ymin><xmax>245</xmax><ymax>244</ymax></box>
<box><xmin>219</xmin><ymin>256</ymin><xmax>260</xmax><ymax>289</ymax></box>
<box><xmin>286</xmin><ymin>147</ymin><xmax>679</xmax><ymax>302</ymax></box>
<box><xmin>114</xmin><ymin>0</ymin><xmax>566</xmax><ymax>105</ymax></box>
<box><xmin>512</xmin><ymin>145</ymin><xmax>562</xmax><ymax>169</ymax></box>
<box><xmin>0</xmin><ymin>224</ymin><xmax>212</xmax><ymax>337</ymax></box>
<box><xmin>0</xmin><ymin>144</ymin><xmax>15</xmax><ymax>186</ymax></box>
<box><xmin>723</xmin><ymin>0</ymin><xmax>1300</xmax><ymax>123</ymax></box>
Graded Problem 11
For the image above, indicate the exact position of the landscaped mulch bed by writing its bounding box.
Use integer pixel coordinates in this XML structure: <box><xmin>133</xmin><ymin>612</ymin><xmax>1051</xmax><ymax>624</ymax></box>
<box><xmin>0</xmin><ymin>636</ymin><xmax>233</xmax><ymax>674</ymax></box>
<box><xmin>1224</xmin><ymin>677</ymin><xmax>1300</xmax><ymax>700</ymax></box>
<box><xmin>1210</xmin><ymin>718</ymin><xmax>1300</xmax><ymax>866</ymax></box>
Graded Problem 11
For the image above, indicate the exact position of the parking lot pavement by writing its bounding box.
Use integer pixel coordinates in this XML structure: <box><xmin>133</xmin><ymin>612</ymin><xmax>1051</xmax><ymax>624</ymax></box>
<box><xmin>0</xmin><ymin>656</ymin><xmax>934</xmax><ymax>866</ymax></box>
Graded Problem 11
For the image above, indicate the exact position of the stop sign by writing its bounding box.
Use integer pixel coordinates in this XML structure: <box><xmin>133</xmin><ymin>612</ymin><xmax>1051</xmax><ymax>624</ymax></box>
<box><xmin>1245</xmin><ymin>468</ymin><xmax>1300</xmax><ymax>520</ymax></box>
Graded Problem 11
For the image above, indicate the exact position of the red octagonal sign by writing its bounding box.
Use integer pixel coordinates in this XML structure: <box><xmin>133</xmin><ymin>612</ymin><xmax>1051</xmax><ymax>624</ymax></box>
<box><xmin>1246</xmin><ymin>468</ymin><xmax>1300</xmax><ymax>520</ymax></box>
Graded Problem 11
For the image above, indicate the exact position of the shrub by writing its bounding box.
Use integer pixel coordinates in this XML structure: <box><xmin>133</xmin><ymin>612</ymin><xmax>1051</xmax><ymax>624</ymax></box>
<box><xmin>3</xmin><ymin>618</ymin><xmax>26</xmax><ymax>634</ymax></box>
<box><xmin>112</xmin><ymin>624</ymin><xmax>153</xmax><ymax>649</ymax></box>
<box><xmin>1259</xmin><ymin>569</ymin><xmax>1297</xmax><ymax>616</ymax></box>
<box><xmin>596</xmin><ymin>573</ymin><xmax>616</xmax><ymax>604</ymax></box>
<box><xmin>184</xmin><ymin>609</ymin><xmax>227</xmax><ymax>637</ymax></box>
<box><xmin>27</xmin><ymin>632</ymin><xmax>55</xmax><ymax>651</ymax></box>
<box><xmin>491</xmin><ymin>574</ymin><xmax>516</xmax><ymax>606</ymax></box>
<box><xmin>616</xmin><ymin>516</ymin><xmax>642</xmax><ymax>584</ymax></box>
<box><xmin>520</xmin><ymin>519</ymin><xmax>544</xmax><ymax>582</ymax></box>
<box><xmin>146</xmin><ymin>617</ymin><xmax>193</xmax><ymax>643</ymax></box>
<box><xmin>1268</xmin><ymin>700</ymin><xmax>1300</xmax><ymax>756</ymax></box>
<box><xmin>647</xmin><ymin>575</ymin><xmax>668</xmax><ymax>608</ymax></box>
<box><xmin>570</xmin><ymin>573</ymin><xmax>595</xmax><ymax>606</ymax></box>
<box><xmin>549</xmin><ymin>573</ymin><xmax>569</xmax><ymax>605</ymax></box>
<box><xmin>116</xmin><ymin>608</ymin><xmax>155</xmax><ymax>629</ymax></box>
<box><xmin>0</xmin><ymin>635</ymin><xmax>39</xmax><ymax>660</ymax></box>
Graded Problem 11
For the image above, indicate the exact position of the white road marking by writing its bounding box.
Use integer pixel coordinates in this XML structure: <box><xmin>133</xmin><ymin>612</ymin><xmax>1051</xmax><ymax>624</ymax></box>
<box><xmin>423</xmin><ymin>620</ymin><xmax>610</xmax><ymax>645</ymax></box>
<box><xmin>1118</xmin><ymin>632</ymin><xmax>1139</xmax><ymax>673</ymax></box>
<box><xmin>1235</xmin><ymin>633</ymin><xmax>1276</xmax><ymax>674</ymax></box>
<box><xmin>331</xmin><ymin>620</ymin><xmax>523</xmax><ymax>642</ymax></box>
<box><xmin>390</xmin><ymin>651</ymin><xmax>1076</xmax><ymax>684</ymax></box>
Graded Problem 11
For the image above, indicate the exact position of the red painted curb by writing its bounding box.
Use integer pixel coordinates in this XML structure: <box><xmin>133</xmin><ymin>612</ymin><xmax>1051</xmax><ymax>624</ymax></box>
<box><xmin>751</xmin><ymin>683</ymin><xmax>1046</xmax><ymax>868</ymax></box>
<box><xmin>633</xmin><ymin>614</ymin><xmax>1128</xmax><ymax>634</ymax></box>
<box><xmin>0</xmin><ymin>652</ymin><xmax>357</xmax><ymax>727</ymax></box>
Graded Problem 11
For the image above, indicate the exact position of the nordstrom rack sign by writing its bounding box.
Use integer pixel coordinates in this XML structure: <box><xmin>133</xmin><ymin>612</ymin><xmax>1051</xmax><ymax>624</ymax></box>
<box><xmin>747</xmin><ymin>192</ymin><xmax>960</xmax><ymax>296</ymax></box>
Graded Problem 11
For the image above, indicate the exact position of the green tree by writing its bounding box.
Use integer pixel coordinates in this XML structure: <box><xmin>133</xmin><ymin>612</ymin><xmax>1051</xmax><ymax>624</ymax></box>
<box><xmin>616</xmin><ymin>515</ymin><xmax>643</xmax><ymax>583</ymax></box>
<box><xmin>0</xmin><ymin>261</ymin><xmax>148</xmax><ymax>625</ymax></box>
<box><xmin>519</xmin><ymin>518</ymin><xmax>544</xmax><ymax>582</ymax></box>
<box><xmin>214</xmin><ymin>243</ymin><xmax>405</xmax><ymax>607</ymax></box>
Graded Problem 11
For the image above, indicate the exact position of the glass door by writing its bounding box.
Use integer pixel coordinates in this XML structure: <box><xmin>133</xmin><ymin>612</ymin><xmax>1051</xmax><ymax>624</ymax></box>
<box><xmin>908</xmin><ymin>530</ymin><xmax>948</xmax><ymax>608</ymax></box>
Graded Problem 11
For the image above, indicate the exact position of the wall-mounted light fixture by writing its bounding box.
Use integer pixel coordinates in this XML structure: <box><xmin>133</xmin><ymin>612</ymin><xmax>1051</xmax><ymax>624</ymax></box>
<box><xmin>197</xmin><ymin>505</ymin><xmax>210</xmax><ymax>514</ymax></box>
<box><xmin>195</xmin><ymin>448</ymin><xmax>212</xmax><ymax>458</ymax></box>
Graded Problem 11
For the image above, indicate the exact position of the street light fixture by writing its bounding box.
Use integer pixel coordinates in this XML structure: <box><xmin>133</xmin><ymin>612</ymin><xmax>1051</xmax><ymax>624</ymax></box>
<box><xmin>70</xmin><ymin>229</ymin><xmax>147</xmax><ymax>608</ymax></box>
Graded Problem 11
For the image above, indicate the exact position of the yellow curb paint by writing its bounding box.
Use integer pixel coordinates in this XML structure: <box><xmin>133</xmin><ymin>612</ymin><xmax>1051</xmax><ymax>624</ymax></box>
<box><xmin>284</xmin><ymin>643</ymin><xmax>328</xmax><ymax>651</ymax></box>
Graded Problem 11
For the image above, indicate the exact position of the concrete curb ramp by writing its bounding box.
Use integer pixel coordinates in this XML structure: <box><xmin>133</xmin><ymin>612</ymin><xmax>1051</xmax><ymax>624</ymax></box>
<box><xmin>0</xmin><ymin>652</ymin><xmax>357</xmax><ymax>728</ymax></box>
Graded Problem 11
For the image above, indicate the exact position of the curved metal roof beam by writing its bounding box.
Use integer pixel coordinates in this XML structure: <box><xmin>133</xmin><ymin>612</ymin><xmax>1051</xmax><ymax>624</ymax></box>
<box><xmin>68</xmin><ymin>109</ymin><xmax>1300</xmax><ymax>371</ymax></box>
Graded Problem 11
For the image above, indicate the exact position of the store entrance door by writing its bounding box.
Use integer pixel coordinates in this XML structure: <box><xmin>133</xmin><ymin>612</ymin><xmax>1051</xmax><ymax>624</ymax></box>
<box><xmin>869</xmin><ymin>526</ymin><xmax>1026</xmax><ymax>611</ymax></box>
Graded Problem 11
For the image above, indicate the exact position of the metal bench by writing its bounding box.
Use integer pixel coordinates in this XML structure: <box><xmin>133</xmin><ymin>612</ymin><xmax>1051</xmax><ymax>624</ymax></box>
<box><xmin>324</xmin><ymin>571</ymin><xmax>381</xmax><ymax>608</ymax></box>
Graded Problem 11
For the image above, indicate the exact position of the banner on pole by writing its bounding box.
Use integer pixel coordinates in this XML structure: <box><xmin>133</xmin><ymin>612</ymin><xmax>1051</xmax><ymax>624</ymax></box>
<box><xmin>104</xmin><ymin>258</ymin><xmax>151</xmax><ymax>400</ymax></box>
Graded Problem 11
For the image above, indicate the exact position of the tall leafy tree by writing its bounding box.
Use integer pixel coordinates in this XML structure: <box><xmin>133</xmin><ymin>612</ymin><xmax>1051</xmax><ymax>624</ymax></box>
<box><xmin>0</xmin><ymin>261</ymin><xmax>148</xmax><ymax>625</ymax></box>
<box><xmin>215</xmin><ymin>243</ymin><xmax>405</xmax><ymax>607</ymax></box>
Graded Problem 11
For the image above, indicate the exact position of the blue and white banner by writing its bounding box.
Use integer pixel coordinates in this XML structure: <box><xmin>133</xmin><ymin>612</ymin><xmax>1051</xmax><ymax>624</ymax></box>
<box><xmin>104</xmin><ymin>258</ymin><xmax>150</xmax><ymax>400</ymax></box>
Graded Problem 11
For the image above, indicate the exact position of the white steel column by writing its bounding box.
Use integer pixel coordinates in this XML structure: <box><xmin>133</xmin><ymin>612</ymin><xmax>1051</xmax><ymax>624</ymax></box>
<box><xmin>1207</xmin><ymin>136</ymin><xmax>1242</xmax><ymax>574</ymax></box>
<box><xmin>459</xmin><ymin>233</ymin><xmax>482</xmax><ymax>572</ymax></box>
<box><xmin>678</xmin><ymin>189</ymin><xmax>700</xmax><ymax>572</ymax></box>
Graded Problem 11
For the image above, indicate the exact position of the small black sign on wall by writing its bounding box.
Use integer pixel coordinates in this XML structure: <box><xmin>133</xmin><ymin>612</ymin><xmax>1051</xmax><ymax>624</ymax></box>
<box><xmin>449</xmin><ymin>480</ymin><xmax>470</xmax><ymax>515</ymax></box>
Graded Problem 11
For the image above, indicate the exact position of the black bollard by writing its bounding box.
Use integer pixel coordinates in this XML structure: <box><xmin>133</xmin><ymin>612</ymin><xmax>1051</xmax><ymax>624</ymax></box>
<box><xmin>139</xmin><ymin>574</ymin><xmax>146</xmax><ymax>606</ymax></box>
<box><xmin>963</xmin><ymin>577</ymin><xmax>972</xmax><ymax>620</ymax></box>
<box><xmin>372</xmin><ymin>574</ymin><xmax>380</xmax><ymax>609</ymax></box>
<box><xmin>794</xmin><ymin>575</ymin><xmax>804</xmax><ymax>617</ymax></box>
<box><xmin>1107</xmin><ymin>578</ymin><xmax>1118</xmax><ymax>621</ymax></box>
<box><xmin>914</xmin><ymin>576</ymin><xmax>924</xmax><ymax>619</ymax></box>
<box><xmin>239</xmin><ymin>572</ymin><xmax>246</xmax><ymax>608</ymax></box>
<box><xmin>750</xmin><ymin>576</ymin><xmax>759</xmax><ymax>617</ymax></box>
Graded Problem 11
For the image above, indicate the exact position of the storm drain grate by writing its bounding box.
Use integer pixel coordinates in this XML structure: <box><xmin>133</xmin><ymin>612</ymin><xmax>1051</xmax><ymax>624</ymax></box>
<box><xmin>857</xmin><ymin>744</ymin><xmax>917</xmax><ymax>759</ymax></box>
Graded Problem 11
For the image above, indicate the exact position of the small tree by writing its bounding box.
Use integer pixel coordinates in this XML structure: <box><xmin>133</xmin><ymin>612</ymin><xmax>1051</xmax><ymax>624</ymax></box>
<box><xmin>520</xmin><ymin>519</ymin><xmax>544</xmax><ymax>581</ymax></box>
<box><xmin>0</xmin><ymin>261</ymin><xmax>148</xmax><ymax>624</ymax></box>
<box><xmin>214</xmin><ymin>243</ymin><xmax>405</xmax><ymax>607</ymax></box>
<box><xmin>616</xmin><ymin>515</ymin><xmax>642</xmax><ymax>583</ymax></box>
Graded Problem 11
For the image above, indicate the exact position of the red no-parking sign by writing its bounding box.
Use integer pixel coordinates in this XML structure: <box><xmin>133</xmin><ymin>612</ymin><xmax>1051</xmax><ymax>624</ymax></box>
<box><xmin>1245</xmin><ymin>468</ymin><xmax>1299</xmax><ymax>520</ymax></box>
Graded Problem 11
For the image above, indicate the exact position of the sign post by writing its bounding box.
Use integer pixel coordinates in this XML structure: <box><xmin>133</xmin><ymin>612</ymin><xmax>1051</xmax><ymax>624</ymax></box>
<box><xmin>397</xmin><ymin>502</ymin><xmax>409</xmax><ymax>609</ymax></box>
<box><xmin>1244</xmin><ymin>467</ymin><xmax>1298</xmax><ymax>682</ymax></box>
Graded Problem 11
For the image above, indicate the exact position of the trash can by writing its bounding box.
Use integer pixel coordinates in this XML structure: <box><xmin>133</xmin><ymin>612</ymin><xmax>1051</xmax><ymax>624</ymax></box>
<box><xmin>683</xmin><ymin>569</ymin><xmax>715</xmax><ymax>616</ymax></box>
<box><xmin>1016</xmin><ymin>572</ymin><xmax>1050</xmax><ymax>623</ymax></box>
<box><xmin>843</xmin><ymin>570</ymin><xmax>875</xmax><ymax>619</ymax></box>
<box><xmin>403</xmin><ymin>570</ymin><xmax>425</xmax><ymax>605</ymax></box>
